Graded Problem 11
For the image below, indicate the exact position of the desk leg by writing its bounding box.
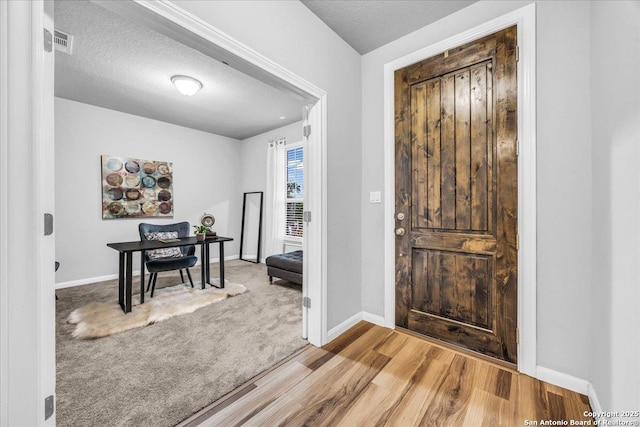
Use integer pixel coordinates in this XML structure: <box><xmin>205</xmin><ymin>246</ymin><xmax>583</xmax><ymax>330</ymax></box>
<box><xmin>118</xmin><ymin>252</ymin><xmax>125</xmax><ymax>312</ymax></box>
<box><xmin>206</xmin><ymin>243</ymin><xmax>211</xmax><ymax>284</ymax></box>
<box><xmin>200</xmin><ymin>244</ymin><xmax>206</xmax><ymax>290</ymax></box>
<box><xmin>140</xmin><ymin>251</ymin><xmax>145</xmax><ymax>305</ymax></box>
<box><xmin>125</xmin><ymin>252</ymin><xmax>133</xmax><ymax>313</ymax></box>
<box><xmin>219</xmin><ymin>242</ymin><xmax>225</xmax><ymax>289</ymax></box>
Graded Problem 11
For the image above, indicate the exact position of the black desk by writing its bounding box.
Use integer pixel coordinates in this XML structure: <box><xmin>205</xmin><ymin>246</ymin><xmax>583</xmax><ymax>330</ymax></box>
<box><xmin>107</xmin><ymin>236</ymin><xmax>233</xmax><ymax>313</ymax></box>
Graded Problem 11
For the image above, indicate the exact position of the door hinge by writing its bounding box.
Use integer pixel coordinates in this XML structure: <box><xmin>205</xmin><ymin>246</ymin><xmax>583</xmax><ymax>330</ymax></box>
<box><xmin>44</xmin><ymin>28</ymin><xmax>53</xmax><ymax>52</ymax></box>
<box><xmin>303</xmin><ymin>124</ymin><xmax>311</xmax><ymax>138</ymax></box>
<box><xmin>516</xmin><ymin>139</ymin><xmax>519</xmax><ymax>156</ymax></box>
<box><xmin>44</xmin><ymin>213</ymin><xmax>54</xmax><ymax>236</ymax></box>
<box><xmin>516</xmin><ymin>327</ymin><xmax>520</xmax><ymax>344</ymax></box>
<box><xmin>303</xmin><ymin>211</ymin><xmax>311</xmax><ymax>223</ymax></box>
<box><xmin>44</xmin><ymin>395</ymin><xmax>54</xmax><ymax>420</ymax></box>
<box><xmin>303</xmin><ymin>297</ymin><xmax>311</xmax><ymax>308</ymax></box>
<box><xmin>516</xmin><ymin>234</ymin><xmax>520</xmax><ymax>251</ymax></box>
<box><xmin>516</xmin><ymin>45</ymin><xmax>520</xmax><ymax>62</ymax></box>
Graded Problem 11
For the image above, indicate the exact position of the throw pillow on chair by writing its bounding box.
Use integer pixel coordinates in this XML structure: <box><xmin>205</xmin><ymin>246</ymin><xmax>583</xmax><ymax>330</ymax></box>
<box><xmin>144</xmin><ymin>231</ymin><xmax>182</xmax><ymax>260</ymax></box>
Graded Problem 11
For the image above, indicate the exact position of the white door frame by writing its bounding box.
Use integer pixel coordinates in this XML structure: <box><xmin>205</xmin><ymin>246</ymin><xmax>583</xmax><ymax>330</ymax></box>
<box><xmin>0</xmin><ymin>0</ymin><xmax>56</xmax><ymax>425</ymax></box>
<box><xmin>382</xmin><ymin>4</ymin><xmax>537</xmax><ymax>375</ymax></box>
<box><xmin>0</xmin><ymin>3</ymin><xmax>8</xmax><ymax>423</ymax></box>
<box><xmin>119</xmin><ymin>0</ymin><xmax>329</xmax><ymax>348</ymax></box>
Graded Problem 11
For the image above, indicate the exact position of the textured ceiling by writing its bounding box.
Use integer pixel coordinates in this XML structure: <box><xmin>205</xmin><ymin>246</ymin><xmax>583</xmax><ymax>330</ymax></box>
<box><xmin>54</xmin><ymin>0</ymin><xmax>303</xmax><ymax>140</ymax></box>
<box><xmin>301</xmin><ymin>0</ymin><xmax>477</xmax><ymax>54</ymax></box>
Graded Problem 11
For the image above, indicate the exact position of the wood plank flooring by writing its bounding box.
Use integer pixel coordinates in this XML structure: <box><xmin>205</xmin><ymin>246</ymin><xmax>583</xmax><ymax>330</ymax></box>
<box><xmin>180</xmin><ymin>322</ymin><xmax>592</xmax><ymax>426</ymax></box>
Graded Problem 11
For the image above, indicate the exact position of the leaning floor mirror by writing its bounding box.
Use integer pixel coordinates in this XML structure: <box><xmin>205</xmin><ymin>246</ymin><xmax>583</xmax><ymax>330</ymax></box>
<box><xmin>239</xmin><ymin>191</ymin><xmax>264</xmax><ymax>263</ymax></box>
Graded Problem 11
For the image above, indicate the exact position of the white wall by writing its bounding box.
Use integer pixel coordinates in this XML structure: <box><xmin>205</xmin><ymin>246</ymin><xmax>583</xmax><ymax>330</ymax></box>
<box><xmin>240</xmin><ymin>121</ymin><xmax>303</xmax><ymax>261</ymax></box>
<box><xmin>535</xmin><ymin>0</ymin><xmax>593</xmax><ymax>381</ymax></box>
<box><xmin>591</xmin><ymin>0</ymin><xmax>640</xmax><ymax>412</ymax></box>
<box><xmin>55</xmin><ymin>98</ymin><xmax>243</xmax><ymax>284</ymax></box>
<box><xmin>174</xmin><ymin>0</ymin><xmax>363</xmax><ymax>330</ymax></box>
<box><xmin>361</xmin><ymin>0</ymin><xmax>593</xmax><ymax>380</ymax></box>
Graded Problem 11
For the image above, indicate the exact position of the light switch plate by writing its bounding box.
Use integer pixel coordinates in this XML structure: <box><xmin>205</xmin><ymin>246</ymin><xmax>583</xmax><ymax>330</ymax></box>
<box><xmin>369</xmin><ymin>191</ymin><xmax>381</xmax><ymax>204</ymax></box>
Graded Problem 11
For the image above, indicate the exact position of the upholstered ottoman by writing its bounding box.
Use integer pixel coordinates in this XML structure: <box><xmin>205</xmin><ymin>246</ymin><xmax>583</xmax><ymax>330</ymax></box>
<box><xmin>265</xmin><ymin>251</ymin><xmax>303</xmax><ymax>285</ymax></box>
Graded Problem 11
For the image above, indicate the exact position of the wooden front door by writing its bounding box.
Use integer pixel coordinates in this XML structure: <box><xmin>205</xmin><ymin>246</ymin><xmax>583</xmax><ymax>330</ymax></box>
<box><xmin>395</xmin><ymin>26</ymin><xmax>518</xmax><ymax>363</ymax></box>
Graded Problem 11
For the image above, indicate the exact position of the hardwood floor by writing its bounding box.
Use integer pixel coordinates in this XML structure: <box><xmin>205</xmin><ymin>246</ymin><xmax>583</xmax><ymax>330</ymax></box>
<box><xmin>181</xmin><ymin>322</ymin><xmax>593</xmax><ymax>426</ymax></box>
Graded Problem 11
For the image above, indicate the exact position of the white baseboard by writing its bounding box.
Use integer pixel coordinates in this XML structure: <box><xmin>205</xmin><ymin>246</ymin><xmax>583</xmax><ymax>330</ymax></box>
<box><xmin>536</xmin><ymin>366</ymin><xmax>589</xmax><ymax>395</ymax></box>
<box><xmin>55</xmin><ymin>255</ymin><xmax>240</xmax><ymax>289</ymax></box>
<box><xmin>326</xmin><ymin>311</ymin><xmax>388</xmax><ymax>343</ymax></box>
<box><xmin>55</xmin><ymin>273</ymin><xmax>119</xmax><ymax>290</ymax></box>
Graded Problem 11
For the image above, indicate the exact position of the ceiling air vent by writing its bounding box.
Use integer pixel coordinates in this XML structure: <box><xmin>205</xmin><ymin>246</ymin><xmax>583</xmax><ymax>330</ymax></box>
<box><xmin>53</xmin><ymin>29</ymin><xmax>74</xmax><ymax>55</ymax></box>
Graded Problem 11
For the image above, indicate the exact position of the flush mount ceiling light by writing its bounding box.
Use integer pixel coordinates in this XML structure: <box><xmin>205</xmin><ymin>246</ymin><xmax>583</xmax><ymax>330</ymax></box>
<box><xmin>171</xmin><ymin>75</ymin><xmax>202</xmax><ymax>96</ymax></box>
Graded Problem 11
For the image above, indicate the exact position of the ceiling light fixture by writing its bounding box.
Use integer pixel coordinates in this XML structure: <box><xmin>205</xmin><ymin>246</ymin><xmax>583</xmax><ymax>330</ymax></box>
<box><xmin>279</xmin><ymin>116</ymin><xmax>287</xmax><ymax>120</ymax></box>
<box><xmin>171</xmin><ymin>75</ymin><xmax>202</xmax><ymax>96</ymax></box>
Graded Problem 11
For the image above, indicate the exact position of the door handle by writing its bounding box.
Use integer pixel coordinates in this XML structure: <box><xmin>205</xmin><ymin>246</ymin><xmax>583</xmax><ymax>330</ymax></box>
<box><xmin>395</xmin><ymin>227</ymin><xmax>405</xmax><ymax>236</ymax></box>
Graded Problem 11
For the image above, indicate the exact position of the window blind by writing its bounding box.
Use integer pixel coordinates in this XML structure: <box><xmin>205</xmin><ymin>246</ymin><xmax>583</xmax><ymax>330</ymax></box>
<box><xmin>285</xmin><ymin>146</ymin><xmax>303</xmax><ymax>239</ymax></box>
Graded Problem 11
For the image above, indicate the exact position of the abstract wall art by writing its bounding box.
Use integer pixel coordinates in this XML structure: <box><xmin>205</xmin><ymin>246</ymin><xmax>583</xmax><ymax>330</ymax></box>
<box><xmin>101</xmin><ymin>155</ymin><xmax>174</xmax><ymax>219</ymax></box>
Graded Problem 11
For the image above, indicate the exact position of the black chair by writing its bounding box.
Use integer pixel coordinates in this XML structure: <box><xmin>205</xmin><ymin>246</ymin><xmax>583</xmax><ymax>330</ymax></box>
<box><xmin>139</xmin><ymin>222</ymin><xmax>197</xmax><ymax>297</ymax></box>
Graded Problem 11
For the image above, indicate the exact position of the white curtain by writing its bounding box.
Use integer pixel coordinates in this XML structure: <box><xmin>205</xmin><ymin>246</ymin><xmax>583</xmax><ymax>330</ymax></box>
<box><xmin>265</xmin><ymin>138</ymin><xmax>286</xmax><ymax>257</ymax></box>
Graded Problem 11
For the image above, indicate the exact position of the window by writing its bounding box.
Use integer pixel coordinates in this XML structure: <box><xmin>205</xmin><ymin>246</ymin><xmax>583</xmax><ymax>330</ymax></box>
<box><xmin>285</xmin><ymin>145</ymin><xmax>303</xmax><ymax>240</ymax></box>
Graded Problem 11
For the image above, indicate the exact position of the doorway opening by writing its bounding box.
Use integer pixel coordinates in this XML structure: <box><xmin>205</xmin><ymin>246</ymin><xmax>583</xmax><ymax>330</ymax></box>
<box><xmin>50</xmin><ymin>0</ymin><xmax>327</xmax><ymax>424</ymax></box>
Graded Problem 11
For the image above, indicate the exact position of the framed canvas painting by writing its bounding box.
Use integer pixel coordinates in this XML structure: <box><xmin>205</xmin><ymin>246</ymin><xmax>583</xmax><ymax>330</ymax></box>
<box><xmin>101</xmin><ymin>155</ymin><xmax>174</xmax><ymax>219</ymax></box>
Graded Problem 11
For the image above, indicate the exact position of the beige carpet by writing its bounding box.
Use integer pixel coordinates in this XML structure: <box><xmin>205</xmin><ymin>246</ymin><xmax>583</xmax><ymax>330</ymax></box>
<box><xmin>68</xmin><ymin>281</ymin><xmax>246</xmax><ymax>339</ymax></box>
<box><xmin>56</xmin><ymin>260</ymin><xmax>306</xmax><ymax>427</ymax></box>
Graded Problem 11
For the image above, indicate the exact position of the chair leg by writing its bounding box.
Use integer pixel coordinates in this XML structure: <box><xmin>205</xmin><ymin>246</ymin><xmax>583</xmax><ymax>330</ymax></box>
<box><xmin>146</xmin><ymin>273</ymin><xmax>155</xmax><ymax>292</ymax></box>
<box><xmin>269</xmin><ymin>276</ymin><xmax>273</xmax><ymax>284</ymax></box>
<box><xmin>150</xmin><ymin>273</ymin><xmax>158</xmax><ymax>298</ymax></box>
<box><xmin>186</xmin><ymin>268</ymin><xmax>194</xmax><ymax>288</ymax></box>
<box><xmin>179</xmin><ymin>269</ymin><xmax>185</xmax><ymax>283</ymax></box>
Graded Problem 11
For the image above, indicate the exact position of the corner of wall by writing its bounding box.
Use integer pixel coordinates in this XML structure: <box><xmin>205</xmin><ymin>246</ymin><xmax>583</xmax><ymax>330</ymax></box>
<box><xmin>587</xmin><ymin>382</ymin><xmax>603</xmax><ymax>414</ymax></box>
<box><xmin>325</xmin><ymin>310</ymin><xmax>387</xmax><ymax>344</ymax></box>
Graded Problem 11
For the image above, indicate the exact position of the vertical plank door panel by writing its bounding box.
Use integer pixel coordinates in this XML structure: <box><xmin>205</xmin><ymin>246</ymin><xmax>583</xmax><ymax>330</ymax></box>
<box><xmin>426</xmin><ymin>79</ymin><xmax>442</xmax><ymax>229</ymax></box>
<box><xmin>411</xmin><ymin>83</ymin><xmax>428</xmax><ymax>229</ymax></box>
<box><xmin>470</xmin><ymin>63</ymin><xmax>489</xmax><ymax>231</ymax></box>
<box><xmin>440</xmin><ymin>75</ymin><xmax>456</xmax><ymax>230</ymax></box>
<box><xmin>455</xmin><ymin>70</ymin><xmax>472</xmax><ymax>230</ymax></box>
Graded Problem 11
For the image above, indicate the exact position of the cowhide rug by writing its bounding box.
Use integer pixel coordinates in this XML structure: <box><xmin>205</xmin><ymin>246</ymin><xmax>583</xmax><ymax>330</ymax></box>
<box><xmin>68</xmin><ymin>281</ymin><xmax>246</xmax><ymax>339</ymax></box>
